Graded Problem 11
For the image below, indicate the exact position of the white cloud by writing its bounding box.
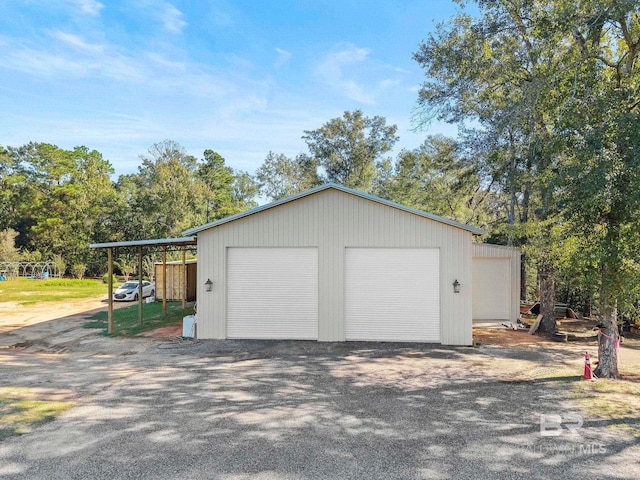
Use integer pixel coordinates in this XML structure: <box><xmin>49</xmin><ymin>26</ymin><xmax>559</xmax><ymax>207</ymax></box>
<box><xmin>316</xmin><ymin>44</ymin><xmax>375</xmax><ymax>104</ymax></box>
<box><xmin>274</xmin><ymin>48</ymin><xmax>292</xmax><ymax>67</ymax></box>
<box><xmin>133</xmin><ymin>0</ymin><xmax>187</xmax><ymax>33</ymax></box>
<box><xmin>50</xmin><ymin>31</ymin><xmax>104</xmax><ymax>52</ymax></box>
<box><xmin>147</xmin><ymin>52</ymin><xmax>186</xmax><ymax>71</ymax></box>
<box><xmin>66</xmin><ymin>0</ymin><xmax>104</xmax><ymax>16</ymax></box>
<box><xmin>0</xmin><ymin>32</ymin><xmax>247</xmax><ymax>98</ymax></box>
<box><xmin>2</xmin><ymin>39</ymin><xmax>145</xmax><ymax>82</ymax></box>
<box><xmin>160</xmin><ymin>2</ymin><xmax>187</xmax><ymax>33</ymax></box>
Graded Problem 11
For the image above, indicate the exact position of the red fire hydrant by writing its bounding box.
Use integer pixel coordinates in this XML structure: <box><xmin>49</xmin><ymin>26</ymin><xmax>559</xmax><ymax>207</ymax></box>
<box><xmin>583</xmin><ymin>352</ymin><xmax>593</xmax><ymax>380</ymax></box>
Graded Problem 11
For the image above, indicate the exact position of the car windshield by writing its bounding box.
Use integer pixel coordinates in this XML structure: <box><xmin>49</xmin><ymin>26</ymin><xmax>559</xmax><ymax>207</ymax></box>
<box><xmin>121</xmin><ymin>282</ymin><xmax>139</xmax><ymax>289</ymax></box>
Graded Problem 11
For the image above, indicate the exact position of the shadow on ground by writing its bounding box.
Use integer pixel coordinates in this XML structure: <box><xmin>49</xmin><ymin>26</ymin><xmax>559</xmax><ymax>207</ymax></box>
<box><xmin>0</xmin><ymin>339</ymin><xmax>637</xmax><ymax>479</ymax></box>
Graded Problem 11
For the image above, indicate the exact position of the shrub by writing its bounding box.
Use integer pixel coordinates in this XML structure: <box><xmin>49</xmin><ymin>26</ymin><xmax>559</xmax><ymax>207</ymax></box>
<box><xmin>71</xmin><ymin>264</ymin><xmax>87</xmax><ymax>279</ymax></box>
<box><xmin>0</xmin><ymin>228</ymin><xmax>21</xmax><ymax>262</ymax></box>
<box><xmin>102</xmin><ymin>273</ymin><xmax>118</xmax><ymax>284</ymax></box>
<box><xmin>52</xmin><ymin>254</ymin><xmax>66</xmax><ymax>277</ymax></box>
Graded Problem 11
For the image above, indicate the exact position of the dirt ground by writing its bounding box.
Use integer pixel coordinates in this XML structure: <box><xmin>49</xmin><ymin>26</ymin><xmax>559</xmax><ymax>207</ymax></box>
<box><xmin>1</xmin><ymin>296</ymin><xmax>639</xmax><ymax>375</ymax></box>
<box><xmin>0</xmin><ymin>304</ymin><xmax>639</xmax><ymax>479</ymax></box>
<box><xmin>474</xmin><ymin>316</ymin><xmax>640</xmax><ymax>351</ymax></box>
<box><xmin>0</xmin><ymin>295</ymin><xmax>129</xmax><ymax>333</ymax></box>
<box><xmin>0</xmin><ymin>296</ymin><xmax>135</xmax><ymax>353</ymax></box>
<box><xmin>1</xmin><ymin>300</ymin><xmax>640</xmax><ymax>479</ymax></box>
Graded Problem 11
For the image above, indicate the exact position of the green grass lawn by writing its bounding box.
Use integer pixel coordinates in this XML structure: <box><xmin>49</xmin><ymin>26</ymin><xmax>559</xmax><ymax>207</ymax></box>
<box><xmin>568</xmin><ymin>377</ymin><xmax>640</xmax><ymax>438</ymax></box>
<box><xmin>85</xmin><ymin>301</ymin><xmax>195</xmax><ymax>336</ymax></box>
<box><xmin>0</xmin><ymin>277</ymin><xmax>108</xmax><ymax>305</ymax></box>
<box><xmin>0</xmin><ymin>387</ymin><xmax>74</xmax><ymax>441</ymax></box>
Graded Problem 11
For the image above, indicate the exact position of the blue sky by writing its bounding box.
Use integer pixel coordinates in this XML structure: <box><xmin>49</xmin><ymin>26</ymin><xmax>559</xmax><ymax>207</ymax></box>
<box><xmin>0</xmin><ymin>1</ymin><xmax>467</xmax><ymax>176</ymax></box>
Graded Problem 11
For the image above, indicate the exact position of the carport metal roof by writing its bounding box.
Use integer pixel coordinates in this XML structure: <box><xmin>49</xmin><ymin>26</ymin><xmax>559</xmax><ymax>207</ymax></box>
<box><xmin>90</xmin><ymin>237</ymin><xmax>197</xmax><ymax>335</ymax></box>
<box><xmin>89</xmin><ymin>236</ymin><xmax>196</xmax><ymax>249</ymax></box>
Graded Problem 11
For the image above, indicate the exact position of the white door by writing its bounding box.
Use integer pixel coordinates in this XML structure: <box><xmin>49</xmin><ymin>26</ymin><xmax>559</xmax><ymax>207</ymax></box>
<box><xmin>472</xmin><ymin>258</ymin><xmax>510</xmax><ymax>320</ymax></box>
<box><xmin>227</xmin><ymin>248</ymin><xmax>318</xmax><ymax>339</ymax></box>
<box><xmin>345</xmin><ymin>248</ymin><xmax>440</xmax><ymax>342</ymax></box>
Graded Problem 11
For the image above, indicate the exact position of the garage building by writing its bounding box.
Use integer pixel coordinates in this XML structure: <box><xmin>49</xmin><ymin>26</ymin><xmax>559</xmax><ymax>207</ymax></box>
<box><xmin>184</xmin><ymin>183</ymin><xmax>487</xmax><ymax>345</ymax></box>
<box><xmin>472</xmin><ymin>243</ymin><xmax>521</xmax><ymax>322</ymax></box>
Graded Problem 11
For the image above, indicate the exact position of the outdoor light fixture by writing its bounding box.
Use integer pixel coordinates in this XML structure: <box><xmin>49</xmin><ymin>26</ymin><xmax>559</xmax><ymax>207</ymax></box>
<box><xmin>205</xmin><ymin>278</ymin><xmax>213</xmax><ymax>292</ymax></box>
<box><xmin>452</xmin><ymin>279</ymin><xmax>461</xmax><ymax>293</ymax></box>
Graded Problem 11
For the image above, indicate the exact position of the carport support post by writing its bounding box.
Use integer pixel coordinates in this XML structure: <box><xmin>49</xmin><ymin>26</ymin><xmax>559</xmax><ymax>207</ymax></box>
<box><xmin>138</xmin><ymin>245</ymin><xmax>144</xmax><ymax>325</ymax></box>
<box><xmin>162</xmin><ymin>246</ymin><xmax>167</xmax><ymax>316</ymax></box>
<box><xmin>107</xmin><ymin>247</ymin><xmax>114</xmax><ymax>335</ymax></box>
<box><xmin>181</xmin><ymin>246</ymin><xmax>186</xmax><ymax>309</ymax></box>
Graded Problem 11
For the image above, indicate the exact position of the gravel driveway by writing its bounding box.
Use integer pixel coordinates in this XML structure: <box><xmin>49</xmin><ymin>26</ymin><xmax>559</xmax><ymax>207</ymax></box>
<box><xmin>1</xmin><ymin>334</ymin><xmax>638</xmax><ymax>480</ymax></box>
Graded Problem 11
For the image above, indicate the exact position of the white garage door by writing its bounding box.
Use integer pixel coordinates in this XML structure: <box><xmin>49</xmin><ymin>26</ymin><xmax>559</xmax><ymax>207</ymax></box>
<box><xmin>345</xmin><ymin>248</ymin><xmax>440</xmax><ymax>342</ymax></box>
<box><xmin>227</xmin><ymin>248</ymin><xmax>318</xmax><ymax>339</ymax></box>
<box><xmin>472</xmin><ymin>258</ymin><xmax>510</xmax><ymax>320</ymax></box>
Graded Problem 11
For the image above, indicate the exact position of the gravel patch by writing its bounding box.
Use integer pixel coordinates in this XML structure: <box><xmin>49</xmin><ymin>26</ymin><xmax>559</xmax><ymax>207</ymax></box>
<box><xmin>0</xmin><ymin>338</ymin><xmax>638</xmax><ymax>479</ymax></box>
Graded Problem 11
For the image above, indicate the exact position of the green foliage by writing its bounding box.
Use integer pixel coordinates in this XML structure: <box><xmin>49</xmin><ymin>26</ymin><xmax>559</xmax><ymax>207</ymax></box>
<box><xmin>0</xmin><ymin>229</ymin><xmax>21</xmax><ymax>262</ymax></box>
<box><xmin>71</xmin><ymin>263</ymin><xmax>86</xmax><ymax>280</ymax></box>
<box><xmin>127</xmin><ymin>140</ymin><xmax>206</xmax><ymax>239</ymax></box>
<box><xmin>51</xmin><ymin>254</ymin><xmax>66</xmax><ymax>277</ymax></box>
<box><xmin>142</xmin><ymin>255</ymin><xmax>158</xmax><ymax>282</ymax></box>
<box><xmin>115</xmin><ymin>253</ymin><xmax>136</xmax><ymax>280</ymax></box>
<box><xmin>2</xmin><ymin>143</ymin><xmax>118</xmax><ymax>274</ymax></box>
<box><xmin>374</xmin><ymin>136</ymin><xmax>499</xmax><ymax>228</ymax></box>
<box><xmin>256</xmin><ymin>152</ymin><xmax>321</xmax><ymax>201</ymax></box>
<box><xmin>232</xmin><ymin>171</ymin><xmax>259</xmax><ymax>211</ymax></box>
<box><xmin>1</xmin><ymin>139</ymin><xmax>258</xmax><ymax>278</ymax></box>
<box><xmin>108</xmin><ymin>142</ymin><xmax>258</xmax><ymax>242</ymax></box>
<box><xmin>303</xmin><ymin>110</ymin><xmax>398</xmax><ymax>192</ymax></box>
<box><xmin>256</xmin><ymin>110</ymin><xmax>398</xmax><ymax>199</ymax></box>
<box><xmin>197</xmin><ymin>150</ymin><xmax>255</xmax><ymax>221</ymax></box>
<box><xmin>415</xmin><ymin>0</ymin><xmax>640</xmax><ymax>369</ymax></box>
<box><xmin>102</xmin><ymin>273</ymin><xmax>118</xmax><ymax>284</ymax></box>
<box><xmin>21</xmin><ymin>250</ymin><xmax>43</xmax><ymax>262</ymax></box>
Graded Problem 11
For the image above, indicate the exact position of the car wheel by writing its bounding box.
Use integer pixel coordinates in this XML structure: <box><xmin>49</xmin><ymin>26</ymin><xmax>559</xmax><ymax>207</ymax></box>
<box><xmin>134</xmin><ymin>293</ymin><xmax>138</xmax><ymax>301</ymax></box>
<box><xmin>150</xmin><ymin>289</ymin><xmax>155</xmax><ymax>297</ymax></box>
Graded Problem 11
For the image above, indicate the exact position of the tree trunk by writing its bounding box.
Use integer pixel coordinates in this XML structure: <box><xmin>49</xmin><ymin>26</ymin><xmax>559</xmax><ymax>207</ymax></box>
<box><xmin>583</xmin><ymin>292</ymin><xmax>592</xmax><ymax>318</ymax></box>
<box><xmin>539</xmin><ymin>262</ymin><xmax>556</xmax><ymax>334</ymax></box>
<box><xmin>594</xmin><ymin>308</ymin><xmax>619</xmax><ymax>378</ymax></box>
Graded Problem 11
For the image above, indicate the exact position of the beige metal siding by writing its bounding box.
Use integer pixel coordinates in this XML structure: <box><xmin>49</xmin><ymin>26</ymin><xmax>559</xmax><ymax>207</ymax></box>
<box><xmin>472</xmin><ymin>258</ymin><xmax>511</xmax><ymax>319</ymax></box>
<box><xmin>196</xmin><ymin>189</ymin><xmax>473</xmax><ymax>345</ymax></box>
<box><xmin>472</xmin><ymin>243</ymin><xmax>521</xmax><ymax>322</ymax></box>
<box><xmin>472</xmin><ymin>243</ymin><xmax>520</xmax><ymax>259</ymax></box>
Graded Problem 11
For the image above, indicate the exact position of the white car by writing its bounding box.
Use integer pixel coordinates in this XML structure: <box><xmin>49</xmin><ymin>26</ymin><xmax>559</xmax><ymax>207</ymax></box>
<box><xmin>113</xmin><ymin>281</ymin><xmax>155</xmax><ymax>302</ymax></box>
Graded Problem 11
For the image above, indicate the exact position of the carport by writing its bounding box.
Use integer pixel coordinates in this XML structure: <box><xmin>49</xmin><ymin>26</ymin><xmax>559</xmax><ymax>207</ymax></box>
<box><xmin>89</xmin><ymin>237</ymin><xmax>197</xmax><ymax>334</ymax></box>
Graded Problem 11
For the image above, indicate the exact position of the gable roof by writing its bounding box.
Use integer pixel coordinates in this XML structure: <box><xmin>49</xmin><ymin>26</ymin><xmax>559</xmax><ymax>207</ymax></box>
<box><xmin>183</xmin><ymin>183</ymin><xmax>486</xmax><ymax>236</ymax></box>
